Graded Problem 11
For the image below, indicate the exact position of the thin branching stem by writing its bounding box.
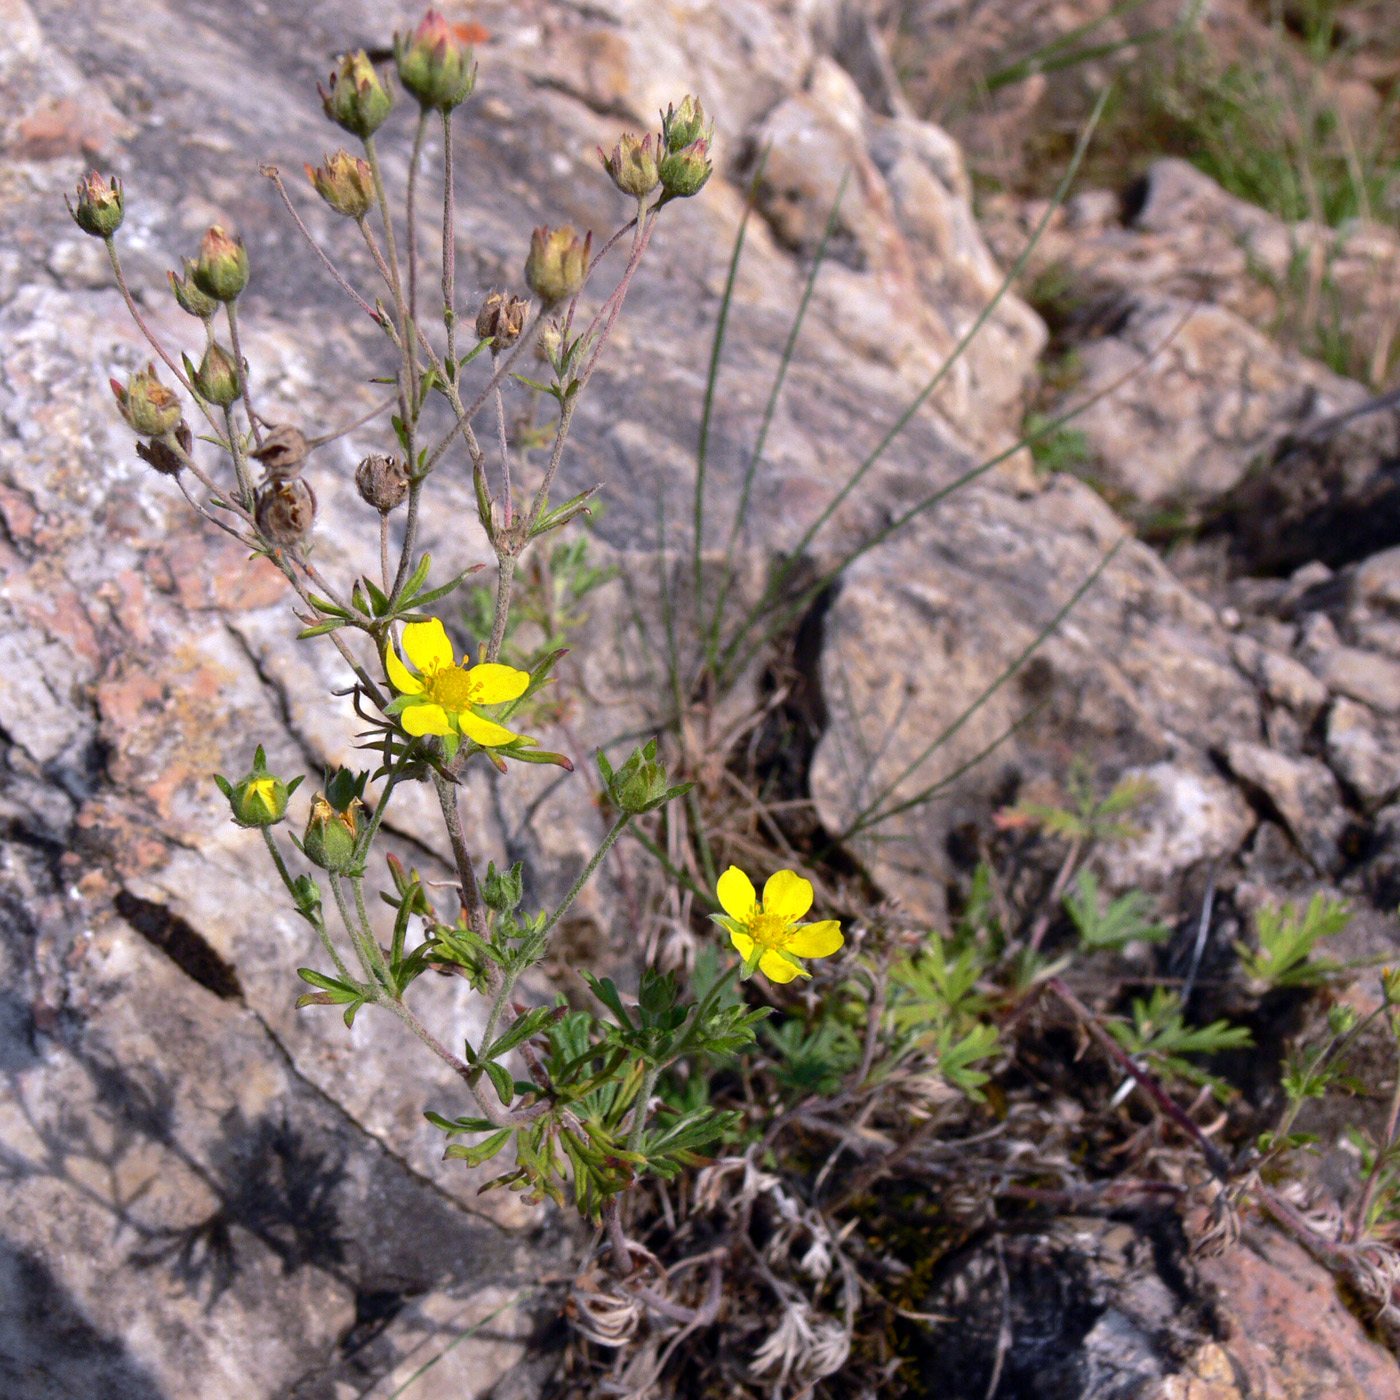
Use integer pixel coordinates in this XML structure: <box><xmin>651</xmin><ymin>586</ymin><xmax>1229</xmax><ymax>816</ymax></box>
<box><xmin>432</xmin><ymin>770</ymin><xmax>488</xmax><ymax>936</ymax></box>
<box><xmin>224</xmin><ymin>301</ymin><xmax>261</xmax><ymax>448</ymax></box>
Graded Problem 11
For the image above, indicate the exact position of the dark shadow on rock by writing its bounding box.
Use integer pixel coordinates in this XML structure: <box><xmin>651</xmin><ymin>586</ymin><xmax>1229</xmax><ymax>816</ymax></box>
<box><xmin>0</xmin><ymin>1237</ymin><xmax>168</xmax><ymax>1400</ymax></box>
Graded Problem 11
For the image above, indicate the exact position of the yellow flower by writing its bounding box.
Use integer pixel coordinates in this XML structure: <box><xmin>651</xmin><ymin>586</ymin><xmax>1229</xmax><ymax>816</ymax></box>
<box><xmin>385</xmin><ymin>618</ymin><xmax>530</xmax><ymax>755</ymax></box>
<box><xmin>712</xmin><ymin>866</ymin><xmax>843</xmax><ymax>984</ymax></box>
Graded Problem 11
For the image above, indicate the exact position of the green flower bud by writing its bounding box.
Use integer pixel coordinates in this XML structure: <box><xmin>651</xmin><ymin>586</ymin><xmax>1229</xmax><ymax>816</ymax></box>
<box><xmin>168</xmin><ymin>258</ymin><xmax>220</xmax><ymax>319</ymax></box>
<box><xmin>658</xmin><ymin>138</ymin><xmax>712</xmax><ymax>199</ymax></box>
<box><xmin>597</xmin><ymin>739</ymin><xmax>692</xmax><ymax>815</ymax></box>
<box><xmin>67</xmin><ymin>171</ymin><xmax>124</xmax><ymax>238</ymax></box>
<box><xmin>305</xmin><ymin>150</ymin><xmax>374</xmax><ymax>219</ymax></box>
<box><xmin>524</xmin><ymin>225</ymin><xmax>591</xmax><ymax>306</ymax></box>
<box><xmin>320</xmin><ymin>51</ymin><xmax>394</xmax><ymax>140</ymax></box>
<box><xmin>474</xmin><ymin>290</ymin><xmax>528</xmax><ymax>349</ymax></box>
<box><xmin>660</xmin><ymin>96</ymin><xmax>712</xmax><ymax>154</ymax></box>
<box><xmin>600</xmin><ymin>133</ymin><xmax>659</xmax><ymax>199</ymax></box>
<box><xmin>111</xmin><ymin>364</ymin><xmax>182</xmax><ymax>437</ymax></box>
<box><xmin>482</xmin><ymin>860</ymin><xmax>524</xmax><ymax>914</ymax></box>
<box><xmin>302</xmin><ymin>793</ymin><xmax>359</xmax><ymax>872</ymax></box>
<box><xmin>189</xmin><ymin>342</ymin><xmax>241</xmax><ymax>407</ymax></box>
<box><xmin>394</xmin><ymin>10</ymin><xmax>477</xmax><ymax>112</ymax></box>
<box><xmin>214</xmin><ymin>745</ymin><xmax>301</xmax><ymax>827</ymax></box>
<box><xmin>192</xmin><ymin>225</ymin><xmax>249</xmax><ymax>302</ymax></box>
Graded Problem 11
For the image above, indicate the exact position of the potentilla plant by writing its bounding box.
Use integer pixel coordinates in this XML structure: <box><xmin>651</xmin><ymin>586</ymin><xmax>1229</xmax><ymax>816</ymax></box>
<box><xmin>72</xmin><ymin>11</ymin><xmax>831</xmax><ymax>1279</ymax></box>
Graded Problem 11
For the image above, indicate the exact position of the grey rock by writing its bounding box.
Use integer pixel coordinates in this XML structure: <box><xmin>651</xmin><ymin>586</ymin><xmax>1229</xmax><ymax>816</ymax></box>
<box><xmin>1326</xmin><ymin>697</ymin><xmax>1400</xmax><ymax>812</ymax></box>
<box><xmin>1232</xmin><ymin>634</ymin><xmax>1330</xmax><ymax>722</ymax></box>
<box><xmin>1224</xmin><ymin>740</ymin><xmax>1348</xmax><ymax>873</ymax></box>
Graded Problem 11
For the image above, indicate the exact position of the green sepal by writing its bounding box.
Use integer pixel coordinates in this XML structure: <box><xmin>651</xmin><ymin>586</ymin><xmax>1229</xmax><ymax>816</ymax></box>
<box><xmin>740</xmin><ymin>943</ymin><xmax>764</xmax><ymax>979</ymax></box>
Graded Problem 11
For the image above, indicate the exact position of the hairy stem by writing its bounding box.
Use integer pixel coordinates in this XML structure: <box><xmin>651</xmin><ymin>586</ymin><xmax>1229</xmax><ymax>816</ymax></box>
<box><xmin>432</xmin><ymin>770</ymin><xmax>488</xmax><ymax>936</ymax></box>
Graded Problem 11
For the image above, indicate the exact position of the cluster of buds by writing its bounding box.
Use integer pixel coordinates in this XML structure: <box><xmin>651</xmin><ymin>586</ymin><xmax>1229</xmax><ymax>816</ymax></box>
<box><xmin>67</xmin><ymin>171</ymin><xmax>124</xmax><ymax>238</ymax></box>
<box><xmin>524</xmin><ymin>225</ymin><xmax>590</xmax><ymax>306</ymax></box>
<box><xmin>320</xmin><ymin>51</ymin><xmax>393</xmax><ymax>139</ymax></box>
<box><xmin>475</xmin><ymin>291</ymin><xmax>528</xmax><ymax>350</ymax></box>
<box><xmin>394</xmin><ymin>10</ymin><xmax>477</xmax><ymax>111</ymax></box>
<box><xmin>306</xmin><ymin>151</ymin><xmax>375</xmax><ymax>219</ymax></box>
<box><xmin>657</xmin><ymin>96</ymin><xmax>713</xmax><ymax>200</ymax></box>
<box><xmin>355</xmin><ymin>453</ymin><xmax>409</xmax><ymax>512</ymax></box>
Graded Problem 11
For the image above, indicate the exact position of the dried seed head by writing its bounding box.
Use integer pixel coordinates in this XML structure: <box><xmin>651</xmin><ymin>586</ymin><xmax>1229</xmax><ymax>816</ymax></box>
<box><xmin>355</xmin><ymin>453</ymin><xmax>409</xmax><ymax>512</ymax></box>
<box><xmin>524</xmin><ymin>225</ymin><xmax>590</xmax><ymax>307</ymax></box>
<box><xmin>475</xmin><ymin>291</ymin><xmax>528</xmax><ymax>349</ymax></box>
<box><xmin>305</xmin><ymin>150</ymin><xmax>374</xmax><ymax>219</ymax></box>
<box><xmin>251</xmin><ymin>424</ymin><xmax>310</xmax><ymax>481</ymax></box>
<box><xmin>68</xmin><ymin>171</ymin><xmax>124</xmax><ymax>238</ymax></box>
<box><xmin>320</xmin><ymin>51</ymin><xmax>393</xmax><ymax>140</ymax></box>
<box><xmin>255</xmin><ymin>477</ymin><xmax>317</xmax><ymax>546</ymax></box>
<box><xmin>135</xmin><ymin>420</ymin><xmax>192</xmax><ymax>476</ymax></box>
<box><xmin>192</xmin><ymin>225</ymin><xmax>249</xmax><ymax>302</ymax></box>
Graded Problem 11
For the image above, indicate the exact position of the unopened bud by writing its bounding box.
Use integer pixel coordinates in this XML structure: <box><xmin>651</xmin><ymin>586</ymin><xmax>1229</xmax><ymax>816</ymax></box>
<box><xmin>355</xmin><ymin>453</ymin><xmax>409</xmax><ymax>512</ymax></box>
<box><xmin>168</xmin><ymin>258</ymin><xmax>220</xmax><ymax>319</ymax></box>
<box><xmin>67</xmin><ymin>171</ymin><xmax>124</xmax><ymax>238</ymax></box>
<box><xmin>658</xmin><ymin>138</ymin><xmax>712</xmax><ymax>199</ymax></box>
<box><xmin>394</xmin><ymin>10</ymin><xmax>477</xmax><ymax>112</ymax></box>
<box><xmin>214</xmin><ymin>745</ymin><xmax>301</xmax><ymax>828</ymax></box>
<box><xmin>192</xmin><ymin>225</ymin><xmax>249</xmax><ymax>302</ymax></box>
<box><xmin>112</xmin><ymin>365</ymin><xmax>182</xmax><ymax>437</ymax></box>
<box><xmin>600</xmin><ymin>133</ymin><xmax>659</xmax><ymax>199</ymax></box>
<box><xmin>135</xmin><ymin>420</ymin><xmax>192</xmax><ymax>477</ymax></box>
<box><xmin>320</xmin><ymin>51</ymin><xmax>393</xmax><ymax>140</ymax></box>
<box><xmin>255</xmin><ymin>478</ymin><xmax>317</xmax><ymax>547</ymax></box>
<box><xmin>305</xmin><ymin>150</ymin><xmax>375</xmax><ymax>219</ymax></box>
<box><xmin>475</xmin><ymin>291</ymin><xmax>528</xmax><ymax>349</ymax></box>
<box><xmin>251</xmin><ymin>425</ymin><xmax>309</xmax><ymax>479</ymax></box>
<box><xmin>524</xmin><ymin>225</ymin><xmax>590</xmax><ymax>306</ymax></box>
<box><xmin>660</xmin><ymin>96</ymin><xmax>712</xmax><ymax>154</ymax></box>
<box><xmin>190</xmin><ymin>342</ymin><xmax>241</xmax><ymax>407</ymax></box>
<box><xmin>302</xmin><ymin>793</ymin><xmax>359</xmax><ymax>872</ymax></box>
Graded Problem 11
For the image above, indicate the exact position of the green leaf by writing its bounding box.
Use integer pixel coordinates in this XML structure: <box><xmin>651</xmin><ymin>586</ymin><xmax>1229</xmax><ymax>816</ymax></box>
<box><xmin>306</xmin><ymin>593</ymin><xmax>353</xmax><ymax>618</ymax></box>
<box><xmin>443</xmin><ymin>1128</ymin><xmax>512</xmax><ymax>1167</ymax></box>
<box><xmin>363</xmin><ymin>576</ymin><xmax>391</xmax><ymax>616</ymax></box>
<box><xmin>297</xmin><ymin>618</ymin><xmax>349</xmax><ymax>639</ymax></box>
<box><xmin>483</xmin><ymin>1059</ymin><xmax>515</xmax><ymax>1106</ymax></box>
<box><xmin>401</xmin><ymin>552</ymin><xmax>432</xmax><ymax>601</ymax></box>
<box><xmin>582</xmin><ymin>973</ymin><xmax>635</xmax><ymax>1031</ymax></box>
<box><xmin>486</xmin><ymin>1005</ymin><xmax>562</xmax><ymax>1060</ymax></box>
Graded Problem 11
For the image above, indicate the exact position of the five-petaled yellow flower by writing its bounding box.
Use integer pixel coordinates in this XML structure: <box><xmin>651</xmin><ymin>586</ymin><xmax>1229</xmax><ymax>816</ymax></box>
<box><xmin>712</xmin><ymin>866</ymin><xmax>843</xmax><ymax>983</ymax></box>
<box><xmin>385</xmin><ymin>618</ymin><xmax>530</xmax><ymax>754</ymax></box>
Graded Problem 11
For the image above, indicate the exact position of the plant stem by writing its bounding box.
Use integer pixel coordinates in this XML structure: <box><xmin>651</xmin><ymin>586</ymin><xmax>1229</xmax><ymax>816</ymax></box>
<box><xmin>224</xmin><ymin>301</ymin><xmax>261</xmax><ymax>448</ymax></box>
<box><xmin>261</xmin><ymin>827</ymin><xmax>358</xmax><ymax>986</ymax></box>
<box><xmin>540</xmin><ymin>813</ymin><xmax>633</xmax><ymax>940</ymax></box>
<box><xmin>330</xmin><ymin>872</ymin><xmax>381</xmax><ymax>987</ymax></box>
<box><xmin>432</xmin><ymin>770</ymin><xmax>488</xmax><ymax>936</ymax></box>
<box><xmin>441</xmin><ymin>109</ymin><xmax>459</xmax><ymax>368</ymax></box>
<box><xmin>626</xmin><ymin>1062</ymin><xmax>661</xmax><ymax>1155</ymax></box>
<box><xmin>486</xmin><ymin>555</ymin><xmax>517</xmax><ymax>664</ymax></box>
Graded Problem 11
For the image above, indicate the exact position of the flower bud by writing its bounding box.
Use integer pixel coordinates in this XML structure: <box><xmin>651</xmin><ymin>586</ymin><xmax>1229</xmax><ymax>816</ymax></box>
<box><xmin>67</xmin><ymin>171</ymin><xmax>124</xmax><ymax>238</ymax></box>
<box><xmin>320</xmin><ymin>51</ymin><xmax>393</xmax><ymax>140</ymax></box>
<box><xmin>190</xmin><ymin>342</ymin><xmax>241</xmax><ymax>407</ymax></box>
<box><xmin>355</xmin><ymin>453</ymin><xmax>409</xmax><ymax>512</ymax></box>
<box><xmin>524</xmin><ymin>225</ymin><xmax>590</xmax><ymax>306</ymax></box>
<box><xmin>660</xmin><ymin>96</ymin><xmax>712</xmax><ymax>154</ymax></box>
<box><xmin>302</xmin><ymin>793</ymin><xmax>358</xmax><ymax>871</ymax></box>
<box><xmin>305</xmin><ymin>150</ymin><xmax>375</xmax><ymax>219</ymax></box>
<box><xmin>255</xmin><ymin>478</ymin><xmax>317</xmax><ymax>547</ymax></box>
<box><xmin>474</xmin><ymin>291</ymin><xmax>528</xmax><ymax>349</ymax></box>
<box><xmin>214</xmin><ymin>746</ymin><xmax>301</xmax><ymax>828</ymax></box>
<box><xmin>600</xmin><ymin>133</ymin><xmax>659</xmax><ymax>199</ymax></box>
<box><xmin>192</xmin><ymin>225</ymin><xmax>249</xmax><ymax>302</ymax></box>
<box><xmin>658</xmin><ymin>138</ymin><xmax>712</xmax><ymax>199</ymax></box>
<box><xmin>596</xmin><ymin>739</ymin><xmax>691</xmax><ymax>815</ymax></box>
<box><xmin>394</xmin><ymin>10</ymin><xmax>477</xmax><ymax>112</ymax></box>
<box><xmin>168</xmin><ymin>258</ymin><xmax>220</xmax><ymax>320</ymax></box>
<box><xmin>135</xmin><ymin>420</ymin><xmax>192</xmax><ymax>477</ymax></box>
<box><xmin>111</xmin><ymin>365</ymin><xmax>182</xmax><ymax>437</ymax></box>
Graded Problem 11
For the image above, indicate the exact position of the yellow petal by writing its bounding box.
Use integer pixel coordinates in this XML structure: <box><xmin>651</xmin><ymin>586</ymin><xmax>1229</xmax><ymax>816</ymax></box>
<box><xmin>786</xmin><ymin>920</ymin><xmax>843</xmax><ymax>959</ymax></box>
<box><xmin>759</xmin><ymin>949</ymin><xmax>806</xmax><ymax>983</ymax></box>
<box><xmin>728</xmin><ymin>929</ymin><xmax>756</xmax><ymax>961</ymax></box>
<box><xmin>762</xmin><ymin>869</ymin><xmax>813</xmax><ymax>923</ymax></box>
<box><xmin>457</xmin><ymin>709</ymin><xmax>521</xmax><ymax>748</ymax></box>
<box><xmin>717</xmin><ymin>866</ymin><xmax>757</xmax><ymax>922</ymax></box>
<box><xmin>401</xmin><ymin>618</ymin><xmax>454</xmax><ymax>673</ymax></box>
<box><xmin>468</xmin><ymin>662</ymin><xmax>530</xmax><ymax>704</ymax></box>
<box><xmin>401</xmin><ymin>702</ymin><xmax>451</xmax><ymax>736</ymax></box>
<box><xmin>385</xmin><ymin>645</ymin><xmax>424</xmax><ymax>695</ymax></box>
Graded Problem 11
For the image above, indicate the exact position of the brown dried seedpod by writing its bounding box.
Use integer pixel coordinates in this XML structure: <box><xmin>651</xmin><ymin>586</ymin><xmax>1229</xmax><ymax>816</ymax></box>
<box><xmin>475</xmin><ymin>291</ymin><xmax>529</xmax><ymax>350</ymax></box>
<box><xmin>255</xmin><ymin>477</ymin><xmax>317</xmax><ymax>546</ymax></box>
<box><xmin>135</xmin><ymin>420</ymin><xmax>193</xmax><ymax>477</ymax></box>
<box><xmin>251</xmin><ymin>424</ymin><xmax>310</xmax><ymax>480</ymax></box>
<box><xmin>355</xmin><ymin>453</ymin><xmax>409</xmax><ymax>513</ymax></box>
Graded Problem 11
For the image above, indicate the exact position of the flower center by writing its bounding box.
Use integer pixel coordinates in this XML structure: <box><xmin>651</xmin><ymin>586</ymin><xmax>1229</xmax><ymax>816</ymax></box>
<box><xmin>424</xmin><ymin>665</ymin><xmax>476</xmax><ymax>711</ymax></box>
<box><xmin>748</xmin><ymin>910</ymin><xmax>792</xmax><ymax>949</ymax></box>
